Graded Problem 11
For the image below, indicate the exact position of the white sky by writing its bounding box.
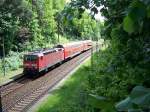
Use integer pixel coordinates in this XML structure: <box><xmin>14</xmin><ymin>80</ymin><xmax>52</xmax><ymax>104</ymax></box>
<box><xmin>94</xmin><ymin>6</ymin><xmax>105</xmax><ymax>21</ymax></box>
<box><xmin>65</xmin><ymin>0</ymin><xmax>71</xmax><ymax>3</ymax></box>
<box><xmin>95</xmin><ymin>12</ymin><xmax>105</xmax><ymax>21</ymax></box>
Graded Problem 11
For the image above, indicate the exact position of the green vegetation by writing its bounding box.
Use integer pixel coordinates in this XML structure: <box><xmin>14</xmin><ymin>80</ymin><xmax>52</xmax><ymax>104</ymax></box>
<box><xmin>0</xmin><ymin>0</ymin><xmax>67</xmax><ymax>55</ymax></box>
<box><xmin>0</xmin><ymin>0</ymin><xmax>100</xmax><ymax>77</ymax></box>
<box><xmin>36</xmin><ymin>58</ymin><xmax>93</xmax><ymax>112</ymax></box>
<box><xmin>0</xmin><ymin>68</ymin><xmax>22</xmax><ymax>85</ymax></box>
<box><xmin>68</xmin><ymin>0</ymin><xmax>150</xmax><ymax>111</ymax></box>
<box><xmin>1</xmin><ymin>0</ymin><xmax>150</xmax><ymax>111</ymax></box>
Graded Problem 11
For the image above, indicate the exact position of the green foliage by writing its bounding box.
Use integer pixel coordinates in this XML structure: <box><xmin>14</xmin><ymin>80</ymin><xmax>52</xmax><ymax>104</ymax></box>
<box><xmin>57</xmin><ymin>4</ymin><xmax>101</xmax><ymax>40</ymax></box>
<box><xmin>0</xmin><ymin>51</ymin><xmax>23</xmax><ymax>73</ymax></box>
<box><xmin>89</xmin><ymin>94</ymin><xmax>116</xmax><ymax>112</ymax></box>
<box><xmin>122</xmin><ymin>0</ymin><xmax>147</xmax><ymax>34</ymax></box>
<box><xmin>69</xmin><ymin>0</ymin><xmax>150</xmax><ymax>111</ymax></box>
<box><xmin>123</xmin><ymin>16</ymin><xmax>135</xmax><ymax>34</ymax></box>
<box><xmin>0</xmin><ymin>0</ymin><xmax>33</xmax><ymax>55</ymax></box>
<box><xmin>6</xmin><ymin>51</ymin><xmax>23</xmax><ymax>71</ymax></box>
<box><xmin>0</xmin><ymin>0</ymin><xmax>99</xmax><ymax>57</ymax></box>
<box><xmin>116</xmin><ymin>86</ymin><xmax>150</xmax><ymax>111</ymax></box>
<box><xmin>0</xmin><ymin>0</ymin><xmax>67</xmax><ymax>56</ymax></box>
<box><xmin>116</xmin><ymin>97</ymin><xmax>133</xmax><ymax>111</ymax></box>
<box><xmin>130</xmin><ymin>86</ymin><xmax>150</xmax><ymax>106</ymax></box>
<box><xmin>89</xmin><ymin>86</ymin><xmax>150</xmax><ymax>112</ymax></box>
<box><xmin>0</xmin><ymin>0</ymin><xmax>101</xmax><ymax>76</ymax></box>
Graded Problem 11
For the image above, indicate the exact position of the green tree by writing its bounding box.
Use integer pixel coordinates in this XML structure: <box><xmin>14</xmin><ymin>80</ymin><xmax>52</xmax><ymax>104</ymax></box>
<box><xmin>0</xmin><ymin>0</ymin><xmax>33</xmax><ymax>55</ymax></box>
<box><xmin>68</xmin><ymin>0</ymin><xmax>150</xmax><ymax>110</ymax></box>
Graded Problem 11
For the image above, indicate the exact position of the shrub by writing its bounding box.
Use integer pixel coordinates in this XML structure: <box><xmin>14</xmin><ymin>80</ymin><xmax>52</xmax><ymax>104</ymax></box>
<box><xmin>0</xmin><ymin>51</ymin><xmax>23</xmax><ymax>73</ymax></box>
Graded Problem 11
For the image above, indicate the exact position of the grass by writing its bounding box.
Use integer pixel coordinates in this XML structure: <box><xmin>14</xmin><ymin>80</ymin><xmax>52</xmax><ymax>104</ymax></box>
<box><xmin>36</xmin><ymin>58</ymin><xmax>93</xmax><ymax>112</ymax></box>
<box><xmin>0</xmin><ymin>68</ymin><xmax>23</xmax><ymax>85</ymax></box>
<box><xmin>0</xmin><ymin>51</ymin><xmax>23</xmax><ymax>85</ymax></box>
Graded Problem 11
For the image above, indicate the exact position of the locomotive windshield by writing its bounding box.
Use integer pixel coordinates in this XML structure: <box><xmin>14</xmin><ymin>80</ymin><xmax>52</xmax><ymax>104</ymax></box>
<box><xmin>24</xmin><ymin>55</ymin><xmax>37</xmax><ymax>61</ymax></box>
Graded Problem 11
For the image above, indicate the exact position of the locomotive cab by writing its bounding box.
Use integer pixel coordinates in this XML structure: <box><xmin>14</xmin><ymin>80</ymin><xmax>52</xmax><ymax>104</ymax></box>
<box><xmin>23</xmin><ymin>48</ymin><xmax>65</xmax><ymax>76</ymax></box>
<box><xmin>23</xmin><ymin>54</ymin><xmax>42</xmax><ymax>75</ymax></box>
<box><xmin>24</xmin><ymin>55</ymin><xmax>38</xmax><ymax>67</ymax></box>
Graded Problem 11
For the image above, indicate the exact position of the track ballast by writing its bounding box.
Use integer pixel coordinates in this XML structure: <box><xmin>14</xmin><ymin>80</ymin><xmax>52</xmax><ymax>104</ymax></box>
<box><xmin>0</xmin><ymin>49</ymin><xmax>92</xmax><ymax>112</ymax></box>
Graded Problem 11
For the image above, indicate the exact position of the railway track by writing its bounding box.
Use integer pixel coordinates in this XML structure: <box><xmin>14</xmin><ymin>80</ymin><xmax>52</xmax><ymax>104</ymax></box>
<box><xmin>0</xmin><ymin>49</ymin><xmax>93</xmax><ymax>112</ymax></box>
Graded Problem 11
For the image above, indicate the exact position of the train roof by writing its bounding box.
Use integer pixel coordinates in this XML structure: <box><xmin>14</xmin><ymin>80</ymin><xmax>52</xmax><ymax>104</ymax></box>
<box><xmin>56</xmin><ymin>41</ymin><xmax>84</xmax><ymax>48</ymax></box>
<box><xmin>25</xmin><ymin>48</ymin><xmax>62</xmax><ymax>57</ymax></box>
<box><xmin>56</xmin><ymin>40</ymin><xmax>92</xmax><ymax>48</ymax></box>
<box><xmin>25</xmin><ymin>40</ymin><xmax>92</xmax><ymax>56</ymax></box>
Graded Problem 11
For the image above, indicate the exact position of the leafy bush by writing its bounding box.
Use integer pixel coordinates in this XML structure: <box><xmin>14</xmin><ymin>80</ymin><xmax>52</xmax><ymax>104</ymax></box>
<box><xmin>0</xmin><ymin>51</ymin><xmax>23</xmax><ymax>72</ymax></box>
<box><xmin>89</xmin><ymin>86</ymin><xmax>150</xmax><ymax>112</ymax></box>
<box><xmin>116</xmin><ymin>86</ymin><xmax>150</xmax><ymax>111</ymax></box>
<box><xmin>69</xmin><ymin>0</ymin><xmax>150</xmax><ymax>111</ymax></box>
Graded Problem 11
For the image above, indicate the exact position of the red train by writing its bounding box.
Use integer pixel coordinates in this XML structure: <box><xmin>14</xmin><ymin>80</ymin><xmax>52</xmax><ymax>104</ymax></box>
<box><xmin>23</xmin><ymin>40</ymin><xmax>92</xmax><ymax>75</ymax></box>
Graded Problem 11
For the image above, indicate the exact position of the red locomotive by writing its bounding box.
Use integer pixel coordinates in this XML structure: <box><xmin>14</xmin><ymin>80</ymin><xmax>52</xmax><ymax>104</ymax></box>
<box><xmin>23</xmin><ymin>40</ymin><xmax>92</xmax><ymax>75</ymax></box>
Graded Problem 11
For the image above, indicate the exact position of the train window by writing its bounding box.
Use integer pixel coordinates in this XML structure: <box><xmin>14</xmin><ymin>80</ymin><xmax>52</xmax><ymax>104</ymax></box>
<box><xmin>58</xmin><ymin>49</ymin><xmax>62</xmax><ymax>51</ymax></box>
<box><xmin>24</xmin><ymin>55</ymin><xmax>37</xmax><ymax>61</ymax></box>
<box><xmin>31</xmin><ymin>56</ymin><xmax>37</xmax><ymax>61</ymax></box>
<box><xmin>51</xmin><ymin>50</ymin><xmax>56</xmax><ymax>53</ymax></box>
<box><xmin>24</xmin><ymin>56</ymin><xmax>30</xmax><ymax>61</ymax></box>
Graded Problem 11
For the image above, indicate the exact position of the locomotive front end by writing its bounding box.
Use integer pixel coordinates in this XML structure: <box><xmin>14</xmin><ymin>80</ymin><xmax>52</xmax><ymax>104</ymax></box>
<box><xmin>23</xmin><ymin>54</ymin><xmax>39</xmax><ymax>75</ymax></box>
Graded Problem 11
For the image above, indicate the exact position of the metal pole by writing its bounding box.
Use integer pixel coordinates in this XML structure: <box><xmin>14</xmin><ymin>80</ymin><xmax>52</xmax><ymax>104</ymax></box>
<box><xmin>2</xmin><ymin>36</ymin><xmax>6</xmax><ymax>76</ymax></box>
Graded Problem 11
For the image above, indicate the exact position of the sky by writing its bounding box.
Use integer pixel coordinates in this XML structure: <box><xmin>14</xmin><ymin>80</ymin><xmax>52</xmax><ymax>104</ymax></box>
<box><xmin>66</xmin><ymin>0</ymin><xmax>71</xmax><ymax>3</ymax></box>
<box><xmin>95</xmin><ymin>12</ymin><xmax>105</xmax><ymax>21</ymax></box>
<box><xmin>94</xmin><ymin>6</ymin><xmax>105</xmax><ymax>21</ymax></box>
